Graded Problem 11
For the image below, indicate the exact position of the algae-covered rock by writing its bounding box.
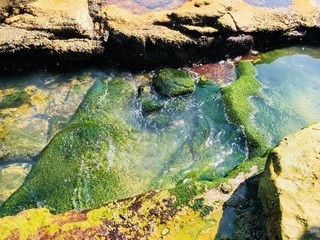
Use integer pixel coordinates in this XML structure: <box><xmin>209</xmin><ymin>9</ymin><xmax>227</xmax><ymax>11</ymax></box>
<box><xmin>153</xmin><ymin>68</ymin><xmax>195</xmax><ymax>97</ymax></box>
<box><xmin>0</xmin><ymin>163</ymin><xmax>32</xmax><ymax>205</ymax></box>
<box><xmin>138</xmin><ymin>85</ymin><xmax>164</xmax><ymax>113</ymax></box>
<box><xmin>259</xmin><ymin>123</ymin><xmax>320</xmax><ymax>240</ymax></box>
<box><xmin>0</xmin><ymin>161</ymin><xmax>264</xmax><ymax>239</ymax></box>
<box><xmin>0</xmin><ymin>73</ymin><xmax>249</xmax><ymax>218</ymax></box>
<box><xmin>141</xmin><ymin>98</ymin><xmax>164</xmax><ymax>113</ymax></box>
<box><xmin>0</xmin><ymin>78</ymin><xmax>137</xmax><ymax>216</ymax></box>
<box><xmin>0</xmin><ymin>90</ymin><xmax>30</xmax><ymax>109</ymax></box>
<box><xmin>221</xmin><ymin>61</ymin><xmax>268</xmax><ymax>157</ymax></box>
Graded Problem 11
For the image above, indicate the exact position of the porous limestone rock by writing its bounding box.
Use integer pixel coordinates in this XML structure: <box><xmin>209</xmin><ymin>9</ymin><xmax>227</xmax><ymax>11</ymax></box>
<box><xmin>259</xmin><ymin>123</ymin><xmax>320</xmax><ymax>240</ymax></box>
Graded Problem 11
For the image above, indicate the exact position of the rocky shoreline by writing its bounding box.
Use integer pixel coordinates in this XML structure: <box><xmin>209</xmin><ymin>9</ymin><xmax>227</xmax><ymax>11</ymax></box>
<box><xmin>1</xmin><ymin>0</ymin><xmax>320</xmax><ymax>71</ymax></box>
<box><xmin>1</xmin><ymin>1</ymin><xmax>320</xmax><ymax>239</ymax></box>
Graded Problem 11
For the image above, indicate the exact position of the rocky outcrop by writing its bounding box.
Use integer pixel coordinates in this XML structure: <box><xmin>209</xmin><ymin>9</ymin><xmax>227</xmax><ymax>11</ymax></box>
<box><xmin>0</xmin><ymin>0</ymin><xmax>103</xmax><ymax>71</ymax></box>
<box><xmin>259</xmin><ymin>123</ymin><xmax>320</xmax><ymax>240</ymax></box>
<box><xmin>101</xmin><ymin>0</ymin><xmax>320</xmax><ymax>67</ymax></box>
<box><xmin>0</xmin><ymin>158</ymin><xmax>264</xmax><ymax>239</ymax></box>
<box><xmin>1</xmin><ymin>0</ymin><xmax>320</xmax><ymax>71</ymax></box>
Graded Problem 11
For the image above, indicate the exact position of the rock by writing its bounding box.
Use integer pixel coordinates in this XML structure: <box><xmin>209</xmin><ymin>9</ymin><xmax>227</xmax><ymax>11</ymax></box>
<box><xmin>141</xmin><ymin>98</ymin><xmax>164</xmax><ymax>113</ymax></box>
<box><xmin>161</xmin><ymin>227</ymin><xmax>170</xmax><ymax>235</ymax></box>
<box><xmin>1</xmin><ymin>0</ymin><xmax>320</xmax><ymax>70</ymax></box>
<box><xmin>259</xmin><ymin>123</ymin><xmax>320</xmax><ymax>240</ymax></box>
<box><xmin>100</xmin><ymin>0</ymin><xmax>320</xmax><ymax>68</ymax></box>
<box><xmin>219</xmin><ymin>183</ymin><xmax>232</xmax><ymax>194</ymax></box>
<box><xmin>0</xmin><ymin>24</ymin><xmax>103</xmax><ymax>71</ymax></box>
<box><xmin>153</xmin><ymin>68</ymin><xmax>195</xmax><ymax>97</ymax></box>
<box><xmin>0</xmin><ymin>158</ymin><xmax>265</xmax><ymax>239</ymax></box>
<box><xmin>0</xmin><ymin>163</ymin><xmax>32</xmax><ymax>205</ymax></box>
<box><xmin>0</xmin><ymin>90</ymin><xmax>30</xmax><ymax>109</ymax></box>
<box><xmin>4</xmin><ymin>0</ymin><xmax>94</xmax><ymax>38</ymax></box>
<box><xmin>0</xmin><ymin>0</ymin><xmax>103</xmax><ymax>71</ymax></box>
<box><xmin>138</xmin><ymin>85</ymin><xmax>164</xmax><ymax>113</ymax></box>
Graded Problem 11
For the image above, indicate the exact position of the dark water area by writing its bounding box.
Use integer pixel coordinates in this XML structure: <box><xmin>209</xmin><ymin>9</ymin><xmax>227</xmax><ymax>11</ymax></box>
<box><xmin>243</xmin><ymin>0</ymin><xmax>291</xmax><ymax>8</ymax></box>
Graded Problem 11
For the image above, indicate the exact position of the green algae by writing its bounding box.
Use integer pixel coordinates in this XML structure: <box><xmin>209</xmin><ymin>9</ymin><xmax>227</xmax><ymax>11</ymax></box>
<box><xmin>0</xmin><ymin>90</ymin><xmax>30</xmax><ymax>109</ymax></box>
<box><xmin>153</xmin><ymin>68</ymin><xmax>195</xmax><ymax>96</ymax></box>
<box><xmin>0</xmin><ymin>73</ymin><xmax>248</xmax><ymax>218</ymax></box>
<box><xmin>0</xmin><ymin>78</ymin><xmax>137</xmax><ymax>216</ymax></box>
<box><xmin>259</xmin><ymin>46</ymin><xmax>320</xmax><ymax>64</ymax></box>
<box><xmin>221</xmin><ymin>61</ymin><xmax>268</xmax><ymax>157</ymax></box>
<box><xmin>141</xmin><ymin>98</ymin><xmax>164</xmax><ymax>113</ymax></box>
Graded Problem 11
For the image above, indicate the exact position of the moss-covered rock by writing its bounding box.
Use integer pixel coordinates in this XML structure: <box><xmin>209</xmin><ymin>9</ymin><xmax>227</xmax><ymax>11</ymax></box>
<box><xmin>221</xmin><ymin>61</ymin><xmax>268</xmax><ymax>157</ymax></box>
<box><xmin>141</xmin><ymin>98</ymin><xmax>164</xmax><ymax>113</ymax></box>
<box><xmin>0</xmin><ymin>73</ymin><xmax>248</xmax><ymax>218</ymax></box>
<box><xmin>138</xmin><ymin>85</ymin><xmax>165</xmax><ymax>113</ymax></box>
<box><xmin>0</xmin><ymin>160</ymin><xmax>264</xmax><ymax>239</ymax></box>
<box><xmin>153</xmin><ymin>68</ymin><xmax>195</xmax><ymax>97</ymax></box>
<box><xmin>0</xmin><ymin>90</ymin><xmax>30</xmax><ymax>109</ymax></box>
<box><xmin>0</xmin><ymin>78</ymin><xmax>138</xmax><ymax>217</ymax></box>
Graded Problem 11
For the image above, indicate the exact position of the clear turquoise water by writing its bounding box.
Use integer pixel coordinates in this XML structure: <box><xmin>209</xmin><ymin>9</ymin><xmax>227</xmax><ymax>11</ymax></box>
<box><xmin>252</xmin><ymin>49</ymin><xmax>320</xmax><ymax>145</ymax></box>
<box><xmin>0</xmin><ymin>68</ymin><xmax>248</xmax><ymax>207</ymax></box>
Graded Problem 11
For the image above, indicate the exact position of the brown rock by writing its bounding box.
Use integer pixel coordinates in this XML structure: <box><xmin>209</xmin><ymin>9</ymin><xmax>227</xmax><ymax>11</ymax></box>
<box><xmin>259</xmin><ymin>123</ymin><xmax>320</xmax><ymax>240</ymax></box>
<box><xmin>4</xmin><ymin>0</ymin><xmax>95</xmax><ymax>38</ymax></box>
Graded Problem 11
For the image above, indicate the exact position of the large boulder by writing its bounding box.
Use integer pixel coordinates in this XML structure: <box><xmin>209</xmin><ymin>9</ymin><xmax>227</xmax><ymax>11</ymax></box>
<box><xmin>259</xmin><ymin>123</ymin><xmax>320</xmax><ymax>240</ymax></box>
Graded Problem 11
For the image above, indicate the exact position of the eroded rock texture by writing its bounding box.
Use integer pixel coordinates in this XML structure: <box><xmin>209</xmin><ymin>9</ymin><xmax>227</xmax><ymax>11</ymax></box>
<box><xmin>259</xmin><ymin>123</ymin><xmax>320</xmax><ymax>240</ymax></box>
<box><xmin>1</xmin><ymin>0</ymin><xmax>320</xmax><ymax>70</ymax></box>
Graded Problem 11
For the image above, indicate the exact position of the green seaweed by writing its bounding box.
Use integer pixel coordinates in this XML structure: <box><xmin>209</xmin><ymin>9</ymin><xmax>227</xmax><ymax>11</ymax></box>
<box><xmin>221</xmin><ymin>61</ymin><xmax>268</xmax><ymax>157</ymax></box>
<box><xmin>259</xmin><ymin>46</ymin><xmax>320</xmax><ymax>64</ymax></box>
<box><xmin>141</xmin><ymin>98</ymin><xmax>164</xmax><ymax>113</ymax></box>
<box><xmin>0</xmin><ymin>90</ymin><xmax>30</xmax><ymax>109</ymax></box>
<box><xmin>153</xmin><ymin>68</ymin><xmax>195</xmax><ymax>96</ymax></box>
<box><xmin>171</xmin><ymin>181</ymin><xmax>205</xmax><ymax>208</ymax></box>
<box><xmin>0</xmin><ymin>78</ymin><xmax>137</xmax><ymax>217</ymax></box>
<box><xmin>0</xmin><ymin>73</ymin><xmax>248</xmax><ymax>218</ymax></box>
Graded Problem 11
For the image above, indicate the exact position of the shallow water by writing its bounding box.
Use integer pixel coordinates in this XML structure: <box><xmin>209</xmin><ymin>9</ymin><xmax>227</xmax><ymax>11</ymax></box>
<box><xmin>0</xmin><ymin>67</ymin><xmax>248</xmax><ymax>211</ymax></box>
<box><xmin>2</xmin><ymin>46</ymin><xmax>320</xmax><ymax>214</ymax></box>
<box><xmin>252</xmin><ymin>46</ymin><xmax>320</xmax><ymax>145</ymax></box>
<box><xmin>0</xmin><ymin>68</ymin><xmax>101</xmax><ymax>203</ymax></box>
<box><xmin>243</xmin><ymin>0</ymin><xmax>291</xmax><ymax>8</ymax></box>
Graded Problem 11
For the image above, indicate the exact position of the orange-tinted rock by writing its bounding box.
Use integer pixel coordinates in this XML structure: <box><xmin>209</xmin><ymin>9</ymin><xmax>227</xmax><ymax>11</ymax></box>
<box><xmin>102</xmin><ymin>0</ymin><xmax>185</xmax><ymax>14</ymax></box>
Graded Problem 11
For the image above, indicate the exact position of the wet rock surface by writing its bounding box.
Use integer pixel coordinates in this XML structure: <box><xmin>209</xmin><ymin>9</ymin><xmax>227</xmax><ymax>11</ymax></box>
<box><xmin>152</xmin><ymin>68</ymin><xmax>195</xmax><ymax>96</ymax></box>
<box><xmin>0</xmin><ymin>160</ymin><xmax>264</xmax><ymax>239</ymax></box>
<box><xmin>259</xmin><ymin>123</ymin><xmax>320</xmax><ymax>240</ymax></box>
<box><xmin>1</xmin><ymin>0</ymin><xmax>320</xmax><ymax>71</ymax></box>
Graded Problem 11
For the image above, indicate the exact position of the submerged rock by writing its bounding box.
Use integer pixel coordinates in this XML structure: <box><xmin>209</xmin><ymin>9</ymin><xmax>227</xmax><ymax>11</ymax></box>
<box><xmin>141</xmin><ymin>98</ymin><xmax>164</xmax><ymax>113</ymax></box>
<box><xmin>259</xmin><ymin>123</ymin><xmax>320</xmax><ymax>240</ymax></box>
<box><xmin>0</xmin><ymin>90</ymin><xmax>30</xmax><ymax>109</ymax></box>
<box><xmin>221</xmin><ymin>61</ymin><xmax>268</xmax><ymax>157</ymax></box>
<box><xmin>153</xmin><ymin>68</ymin><xmax>195</xmax><ymax>97</ymax></box>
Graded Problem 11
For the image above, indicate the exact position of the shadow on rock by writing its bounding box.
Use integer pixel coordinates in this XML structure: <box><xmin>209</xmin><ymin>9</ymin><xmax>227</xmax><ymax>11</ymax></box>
<box><xmin>300</xmin><ymin>227</ymin><xmax>320</xmax><ymax>240</ymax></box>
<box><xmin>215</xmin><ymin>174</ymin><xmax>267</xmax><ymax>240</ymax></box>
